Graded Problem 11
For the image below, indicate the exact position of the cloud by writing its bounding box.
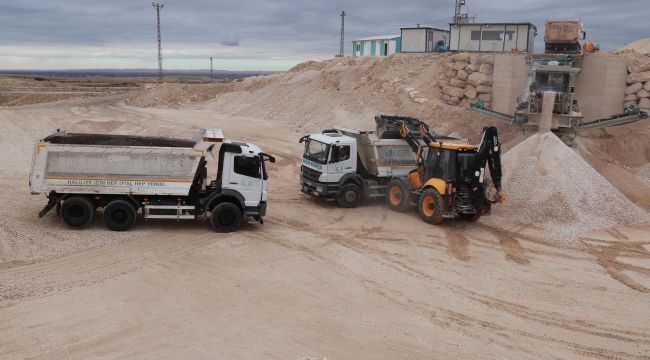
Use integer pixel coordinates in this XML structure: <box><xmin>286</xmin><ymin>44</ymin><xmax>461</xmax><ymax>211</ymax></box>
<box><xmin>0</xmin><ymin>0</ymin><xmax>647</xmax><ymax>70</ymax></box>
<box><xmin>220</xmin><ymin>34</ymin><xmax>240</xmax><ymax>47</ymax></box>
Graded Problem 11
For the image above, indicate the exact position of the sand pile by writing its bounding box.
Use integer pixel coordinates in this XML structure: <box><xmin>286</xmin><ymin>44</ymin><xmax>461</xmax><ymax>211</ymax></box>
<box><xmin>126</xmin><ymin>82</ymin><xmax>231</xmax><ymax>108</ymax></box>
<box><xmin>205</xmin><ymin>55</ymin><xmax>446</xmax><ymax>132</ymax></box>
<box><xmin>483</xmin><ymin>132</ymin><xmax>649</xmax><ymax>242</ymax></box>
<box><xmin>638</xmin><ymin>164</ymin><xmax>650</xmax><ymax>187</ymax></box>
<box><xmin>622</xmin><ymin>38</ymin><xmax>650</xmax><ymax>54</ymax></box>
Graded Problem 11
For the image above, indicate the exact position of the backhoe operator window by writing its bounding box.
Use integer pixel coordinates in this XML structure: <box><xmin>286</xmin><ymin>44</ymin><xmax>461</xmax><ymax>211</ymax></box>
<box><xmin>234</xmin><ymin>156</ymin><xmax>261</xmax><ymax>178</ymax></box>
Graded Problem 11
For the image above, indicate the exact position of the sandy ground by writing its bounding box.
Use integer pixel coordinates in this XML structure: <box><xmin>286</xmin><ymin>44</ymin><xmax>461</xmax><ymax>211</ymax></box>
<box><xmin>1</xmin><ymin>94</ymin><xmax>650</xmax><ymax>359</ymax></box>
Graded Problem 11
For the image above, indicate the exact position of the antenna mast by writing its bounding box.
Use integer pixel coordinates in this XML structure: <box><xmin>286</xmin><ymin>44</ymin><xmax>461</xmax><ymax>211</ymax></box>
<box><xmin>152</xmin><ymin>2</ymin><xmax>164</xmax><ymax>82</ymax></box>
<box><xmin>210</xmin><ymin>57</ymin><xmax>214</xmax><ymax>80</ymax></box>
<box><xmin>453</xmin><ymin>0</ymin><xmax>474</xmax><ymax>24</ymax></box>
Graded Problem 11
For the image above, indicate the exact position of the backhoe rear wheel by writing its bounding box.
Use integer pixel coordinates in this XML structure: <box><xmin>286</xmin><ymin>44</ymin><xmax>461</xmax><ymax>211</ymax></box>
<box><xmin>418</xmin><ymin>188</ymin><xmax>444</xmax><ymax>225</ymax></box>
<box><xmin>386</xmin><ymin>178</ymin><xmax>410</xmax><ymax>212</ymax></box>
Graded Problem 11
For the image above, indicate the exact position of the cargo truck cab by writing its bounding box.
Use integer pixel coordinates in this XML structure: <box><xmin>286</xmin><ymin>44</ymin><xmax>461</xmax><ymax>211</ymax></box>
<box><xmin>300</xmin><ymin>132</ymin><xmax>357</xmax><ymax>184</ymax></box>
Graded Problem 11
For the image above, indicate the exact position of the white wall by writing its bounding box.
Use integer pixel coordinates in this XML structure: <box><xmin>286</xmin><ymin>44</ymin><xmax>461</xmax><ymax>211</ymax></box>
<box><xmin>401</xmin><ymin>29</ymin><xmax>427</xmax><ymax>52</ymax></box>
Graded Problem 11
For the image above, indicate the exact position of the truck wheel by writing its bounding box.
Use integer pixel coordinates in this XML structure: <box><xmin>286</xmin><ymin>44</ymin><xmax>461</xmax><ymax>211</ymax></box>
<box><xmin>386</xmin><ymin>178</ymin><xmax>410</xmax><ymax>212</ymax></box>
<box><xmin>61</xmin><ymin>196</ymin><xmax>95</xmax><ymax>228</ymax></box>
<box><xmin>418</xmin><ymin>189</ymin><xmax>444</xmax><ymax>225</ymax></box>
<box><xmin>103</xmin><ymin>199</ymin><xmax>137</xmax><ymax>231</ymax></box>
<box><xmin>211</xmin><ymin>202</ymin><xmax>242</xmax><ymax>232</ymax></box>
<box><xmin>337</xmin><ymin>183</ymin><xmax>362</xmax><ymax>208</ymax></box>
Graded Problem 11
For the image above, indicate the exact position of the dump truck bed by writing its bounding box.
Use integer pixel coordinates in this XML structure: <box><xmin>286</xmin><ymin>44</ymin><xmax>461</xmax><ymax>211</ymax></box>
<box><xmin>335</xmin><ymin>127</ymin><xmax>419</xmax><ymax>178</ymax></box>
<box><xmin>29</xmin><ymin>131</ymin><xmax>212</xmax><ymax>196</ymax></box>
<box><xmin>544</xmin><ymin>20</ymin><xmax>582</xmax><ymax>43</ymax></box>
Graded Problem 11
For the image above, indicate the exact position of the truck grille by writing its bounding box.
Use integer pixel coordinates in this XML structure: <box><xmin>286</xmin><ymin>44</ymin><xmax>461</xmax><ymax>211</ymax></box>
<box><xmin>301</xmin><ymin>166</ymin><xmax>322</xmax><ymax>181</ymax></box>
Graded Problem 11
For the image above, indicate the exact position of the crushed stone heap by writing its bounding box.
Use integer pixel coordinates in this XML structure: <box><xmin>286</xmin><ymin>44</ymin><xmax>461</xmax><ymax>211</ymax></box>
<box><xmin>482</xmin><ymin>132</ymin><xmax>649</xmax><ymax>241</ymax></box>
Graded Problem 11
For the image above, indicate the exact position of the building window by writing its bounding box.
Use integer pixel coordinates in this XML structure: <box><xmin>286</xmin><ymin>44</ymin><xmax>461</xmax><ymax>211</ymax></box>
<box><xmin>481</xmin><ymin>30</ymin><xmax>503</xmax><ymax>41</ymax></box>
<box><xmin>356</xmin><ymin>44</ymin><xmax>360</xmax><ymax>52</ymax></box>
<box><xmin>471</xmin><ymin>31</ymin><xmax>481</xmax><ymax>40</ymax></box>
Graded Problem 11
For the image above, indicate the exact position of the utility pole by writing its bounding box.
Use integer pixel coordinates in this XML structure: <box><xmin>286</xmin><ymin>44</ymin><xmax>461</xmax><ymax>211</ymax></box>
<box><xmin>339</xmin><ymin>11</ymin><xmax>346</xmax><ymax>57</ymax></box>
<box><xmin>152</xmin><ymin>2</ymin><xmax>164</xmax><ymax>82</ymax></box>
<box><xmin>210</xmin><ymin>57</ymin><xmax>214</xmax><ymax>80</ymax></box>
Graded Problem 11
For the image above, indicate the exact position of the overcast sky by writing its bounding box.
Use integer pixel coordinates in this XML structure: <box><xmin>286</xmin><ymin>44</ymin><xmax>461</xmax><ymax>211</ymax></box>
<box><xmin>0</xmin><ymin>0</ymin><xmax>646</xmax><ymax>71</ymax></box>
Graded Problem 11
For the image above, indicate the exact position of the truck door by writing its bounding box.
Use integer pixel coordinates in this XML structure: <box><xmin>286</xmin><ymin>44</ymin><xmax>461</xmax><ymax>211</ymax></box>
<box><xmin>223</xmin><ymin>153</ymin><xmax>263</xmax><ymax>207</ymax></box>
<box><xmin>327</xmin><ymin>143</ymin><xmax>356</xmax><ymax>182</ymax></box>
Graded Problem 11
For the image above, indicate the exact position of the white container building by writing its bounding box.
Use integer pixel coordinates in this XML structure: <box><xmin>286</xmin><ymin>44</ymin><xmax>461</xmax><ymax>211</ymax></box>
<box><xmin>449</xmin><ymin>22</ymin><xmax>537</xmax><ymax>52</ymax></box>
<box><xmin>352</xmin><ymin>35</ymin><xmax>401</xmax><ymax>57</ymax></box>
<box><xmin>400</xmin><ymin>27</ymin><xmax>450</xmax><ymax>53</ymax></box>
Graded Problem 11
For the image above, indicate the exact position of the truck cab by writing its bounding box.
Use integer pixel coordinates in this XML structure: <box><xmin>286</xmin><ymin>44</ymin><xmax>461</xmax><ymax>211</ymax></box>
<box><xmin>299</xmin><ymin>131</ymin><xmax>359</xmax><ymax>205</ymax></box>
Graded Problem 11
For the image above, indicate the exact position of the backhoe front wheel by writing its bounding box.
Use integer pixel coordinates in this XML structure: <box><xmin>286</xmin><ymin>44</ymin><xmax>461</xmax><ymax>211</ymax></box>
<box><xmin>418</xmin><ymin>189</ymin><xmax>444</xmax><ymax>225</ymax></box>
<box><xmin>386</xmin><ymin>178</ymin><xmax>410</xmax><ymax>212</ymax></box>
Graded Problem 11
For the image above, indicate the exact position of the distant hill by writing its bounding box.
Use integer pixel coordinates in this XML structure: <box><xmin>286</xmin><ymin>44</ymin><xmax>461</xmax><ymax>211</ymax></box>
<box><xmin>0</xmin><ymin>69</ymin><xmax>276</xmax><ymax>78</ymax></box>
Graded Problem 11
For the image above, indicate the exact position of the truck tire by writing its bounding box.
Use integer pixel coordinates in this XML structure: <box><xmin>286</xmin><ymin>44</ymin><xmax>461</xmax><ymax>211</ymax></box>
<box><xmin>211</xmin><ymin>202</ymin><xmax>242</xmax><ymax>232</ymax></box>
<box><xmin>61</xmin><ymin>196</ymin><xmax>95</xmax><ymax>228</ymax></box>
<box><xmin>418</xmin><ymin>188</ymin><xmax>444</xmax><ymax>225</ymax></box>
<box><xmin>337</xmin><ymin>183</ymin><xmax>362</xmax><ymax>208</ymax></box>
<box><xmin>103</xmin><ymin>199</ymin><xmax>137</xmax><ymax>231</ymax></box>
<box><xmin>386</xmin><ymin>178</ymin><xmax>410</xmax><ymax>212</ymax></box>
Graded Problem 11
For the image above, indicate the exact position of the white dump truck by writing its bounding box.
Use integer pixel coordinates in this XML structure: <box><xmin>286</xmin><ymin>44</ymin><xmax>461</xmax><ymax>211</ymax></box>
<box><xmin>29</xmin><ymin>129</ymin><xmax>275</xmax><ymax>232</ymax></box>
<box><xmin>299</xmin><ymin>116</ymin><xmax>429</xmax><ymax>207</ymax></box>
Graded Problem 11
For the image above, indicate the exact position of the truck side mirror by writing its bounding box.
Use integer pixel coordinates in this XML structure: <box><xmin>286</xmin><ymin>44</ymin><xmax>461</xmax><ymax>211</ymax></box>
<box><xmin>299</xmin><ymin>135</ymin><xmax>308</xmax><ymax>144</ymax></box>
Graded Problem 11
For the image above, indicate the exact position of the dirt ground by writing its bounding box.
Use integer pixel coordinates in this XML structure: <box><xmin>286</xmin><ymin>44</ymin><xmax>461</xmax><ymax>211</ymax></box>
<box><xmin>1</xmin><ymin>94</ymin><xmax>650</xmax><ymax>359</ymax></box>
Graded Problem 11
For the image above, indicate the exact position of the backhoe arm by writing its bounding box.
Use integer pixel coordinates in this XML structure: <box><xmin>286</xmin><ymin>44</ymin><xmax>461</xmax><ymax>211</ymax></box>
<box><xmin>474</xmin><ymin>126</ymin><xmax>502</xmax><ymax>191</ymax></box>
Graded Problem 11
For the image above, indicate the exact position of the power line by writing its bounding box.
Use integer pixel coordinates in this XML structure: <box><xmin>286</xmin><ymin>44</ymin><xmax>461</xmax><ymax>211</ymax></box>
<box><xmin>152</xmin><ymin>2</ymin><xmax>164</xmax><ymax>82</ymax></box>
<box><xmin>346</xmin><ymin>13</ymin><xmax>450</xmax><ymax>28</ymax></box>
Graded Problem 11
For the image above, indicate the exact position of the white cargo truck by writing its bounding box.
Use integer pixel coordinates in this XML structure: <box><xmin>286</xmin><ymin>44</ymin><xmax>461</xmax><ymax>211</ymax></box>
<box><xmin>299</xmin><ymin>116</ymin><xmax>429</xmax><ymax>207</ymax></box>
<box><xmin>29</xmin><ymin>129</ymin><xmax>275</xmax><ymax>232</ymax></box>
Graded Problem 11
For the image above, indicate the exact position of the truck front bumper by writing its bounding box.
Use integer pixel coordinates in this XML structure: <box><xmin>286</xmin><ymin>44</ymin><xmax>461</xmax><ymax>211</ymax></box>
<box><xmin>300</xmin><ymin>175</ymin><xmax>338</xmax><ymax>201</ymax></box>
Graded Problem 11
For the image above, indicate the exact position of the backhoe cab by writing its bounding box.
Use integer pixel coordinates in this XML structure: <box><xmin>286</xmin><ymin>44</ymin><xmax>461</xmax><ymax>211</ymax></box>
<box><xmin>386</xmin><ymin>122</ymin><xmax>504</xmax><ymax>224</ymax></box>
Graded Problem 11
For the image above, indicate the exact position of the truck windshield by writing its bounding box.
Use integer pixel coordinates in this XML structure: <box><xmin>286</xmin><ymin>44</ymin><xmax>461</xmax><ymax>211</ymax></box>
<box><xmin>304</xmin><ymin>139</ymin><xmax>330</xmax><ymax>164</ymax></box>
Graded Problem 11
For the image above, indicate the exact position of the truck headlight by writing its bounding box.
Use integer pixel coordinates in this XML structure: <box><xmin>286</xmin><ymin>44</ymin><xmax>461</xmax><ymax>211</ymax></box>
<box><xmin>316</xmin><ymin>186</ymin><xmax>324</xmax><ymax>192</ymax></box>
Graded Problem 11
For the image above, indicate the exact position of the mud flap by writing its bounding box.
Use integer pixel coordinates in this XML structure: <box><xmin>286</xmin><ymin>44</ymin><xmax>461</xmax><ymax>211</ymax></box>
<box><xmin>39</xmin><ymin>191</ymin><xmax>61</xmax><ymax>218</ymax></box>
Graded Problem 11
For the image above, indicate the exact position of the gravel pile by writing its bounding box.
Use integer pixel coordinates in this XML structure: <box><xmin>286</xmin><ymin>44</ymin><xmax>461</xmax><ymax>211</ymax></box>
<box><xmin>637</xmin><ymin>164</ymin><xmax>650</xmax><ymax>187</ymax></box>
<box><xmin>482</xmin><ymin>132</ymin><xmax>649</xmax><ymax>242</ymax></box>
